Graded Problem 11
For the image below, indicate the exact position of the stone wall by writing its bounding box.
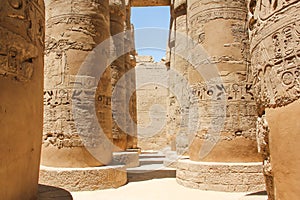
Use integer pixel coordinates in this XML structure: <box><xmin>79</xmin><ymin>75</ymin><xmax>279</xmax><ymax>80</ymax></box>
<box><xmin>136</xmin><ymin>56</ymin><xmax>171</xmax><ymax>150</ymax></box>
<box><xmin>0</xmin><ymin>0</ymin><xmax>45</xmax><ymax>199</ymax></box>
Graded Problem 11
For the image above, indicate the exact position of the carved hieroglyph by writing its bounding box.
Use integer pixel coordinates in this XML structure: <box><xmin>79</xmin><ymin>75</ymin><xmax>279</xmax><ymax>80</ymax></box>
<box><xmin>248</xmin><ymin>0</ymin><xmax>300</xmax><ymax>108</ymax></box>
<box><xmin>109</xmin><ymin>0</ymin><xmax>128</xmax><ymax>151</ymax></box>
<box><xmin>0</xmin><ymin>0</ymin><xmax>45</xmax><ymax>199</ymax></box>
<box><xmin>248</xmin><ymin>1</ymin><xmax>300</xmax><ymax>199</ymax></box>
<box><xmin>187</xmin><ymin>0</ymin><xmax>260</xmax><ymax>162</ymax></box>
<box><xmin>42</xmin><ymin>0</ymin><xmax>112</xmax><ymax>167</ymax></box>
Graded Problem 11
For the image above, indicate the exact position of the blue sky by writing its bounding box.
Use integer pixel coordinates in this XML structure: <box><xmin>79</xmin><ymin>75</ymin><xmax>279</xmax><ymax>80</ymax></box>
<box><xmin>131</xmin><ymin>7</ymin><xmax>170</xmax><ymax>61</ymax></box>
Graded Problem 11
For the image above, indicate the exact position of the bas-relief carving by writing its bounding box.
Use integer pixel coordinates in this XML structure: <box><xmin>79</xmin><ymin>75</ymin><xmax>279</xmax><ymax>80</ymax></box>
<box><xmin>249</xmin><ymin>0</ymin><xmax>300</xmax><ymax>108</ymax></box>
<box><xmin>248</xmin><ymin>1</ymin><xmax>300</xmax><ymax>199</ymax></box>
<box><xmin>187</xmin><ymin>0</ymin><xmax>257</xmax><ymax>147</ymax></box>
<box><xmin>0</xmin><ymin>0</ymin><xmax>44</xmax><ymax>81</ymax></box>
<box><xmin>190</xmin><ymin>72</ymin><xmax>257</xmax><ymax>142</ymax></box>
<box><xmin>43</xmin><ymin>0</ymin><xmax>111</xmax><ymax>150</ymax></box>
<box><xmin>43</xmin><ymin>76</ymin><xmax>99</xmax><ymax>149</ymax></box>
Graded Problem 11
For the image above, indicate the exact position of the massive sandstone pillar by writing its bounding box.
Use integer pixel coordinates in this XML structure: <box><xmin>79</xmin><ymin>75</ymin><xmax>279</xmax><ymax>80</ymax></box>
<box><xmin>42</xmin><ymin>0</ymin><xmax>112</xmax><ymax>168</ymax></box>
<box><xmin>124</xmin><ymin>2</ymin><xmax>138</xmax><ymax>149</ymax></box>
<box><xmin>173</xmin><ymin>0</ymin><xmax>190</xmax><ymax>155</ymax></box>
<box><xmin>187</xmin><ymin>0</ymin><xmax>260</xmax><ymax>162</ymax></box>
<box><xmin>0</xmin><ymin>0</ymin><xmax>45</xmax><ymax>199</ymax></box>
<box><xmin>109</xmin><ymin>0</ymin><xmax>128</xmax><ymax>151</ymax></box>
<box><xmin>248</xmin><ymin>0</ymin><xmax>300</xmax><ymax>199</ymax></box>
<box><xmin>166</xmin><ymin>7</ymin><xmax>177</xmax><ymax>151</ymax></box>
<box><xmin>176</xmin><ymin>0</ymin><xmax>264</xmax><ymax>192</ymax></box>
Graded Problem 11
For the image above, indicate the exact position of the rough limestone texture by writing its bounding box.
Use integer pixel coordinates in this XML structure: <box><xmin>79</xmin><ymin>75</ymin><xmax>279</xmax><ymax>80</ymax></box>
<box><xmin>248</xmin><ymin>1</ymin><xmax>300</xmax><ymax>199</ymax></box>
<box><xmin>110</xmin><ymin>0</ymin><xmax>128</xmax><ymax>151</ymax></box>
<box><xmin>0</xmin><ymin>1</ymin><xmax>45</xmax><ymax>199</ymax></box>
<box><xmin>167</xmin><ymin>0</ymin><xmax>191</xmax><ymax>156</ymax></box>
<box><xmin>187</xmin><ymin>0</ymin><xmax>260</xmax><ymax>162</ymax></box>
<box><xmin>124</xmin><ymin>2</ymin><xmax>138</xmax><ymax>150</ymax></box>
<box><xmin>176</xmin><ymin>159</ymin><xmax>265</xmax><ymax>192</ymax></box>
<box><xmin>42</xmin><ymin>0</ymin><xmax>112</xmax><ymax>168</ymax></box>
<box><xmin>135</xmin><ymin>56</ymin><xmax>171</xmax><ymax>150</ymax></box>
<box><xmin>39</xmin><ymin>165</ymin><xmax>127</xmax><ymax>192</ymax></box>
<box><xmin>112</xmin><ymin>152</ymin><xmax>140</xmax><ymax>168</ymax></box>
<box><xmin>131</xmin><ymin>0</ymin><xmax>170</xmax><ymax>7</ymax></box>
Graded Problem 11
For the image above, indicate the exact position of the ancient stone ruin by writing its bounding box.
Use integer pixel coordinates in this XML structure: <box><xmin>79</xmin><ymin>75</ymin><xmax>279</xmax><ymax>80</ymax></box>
<box><xmin>0</xmin><ymin>0</ymin><xmax>299</xmax><ymax>199</ymax></box>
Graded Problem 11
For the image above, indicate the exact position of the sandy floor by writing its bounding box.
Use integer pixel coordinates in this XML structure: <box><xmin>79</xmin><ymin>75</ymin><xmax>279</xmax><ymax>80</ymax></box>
<box><xmin>71</xmin><ymin>178</ymin><xmax>267</xmax><ymax>200</ymax></box>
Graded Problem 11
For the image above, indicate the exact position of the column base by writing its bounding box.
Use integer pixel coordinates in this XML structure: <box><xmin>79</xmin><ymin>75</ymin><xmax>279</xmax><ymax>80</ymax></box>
<box><xmin>39</xmin><ymin>165</ymin><xmax>127</xmax><ymax>192</ymax></box>
<box><xmin>176</xmin><ymin>159</ymin><xmax>265</xmax><ymax>192</ymax></box>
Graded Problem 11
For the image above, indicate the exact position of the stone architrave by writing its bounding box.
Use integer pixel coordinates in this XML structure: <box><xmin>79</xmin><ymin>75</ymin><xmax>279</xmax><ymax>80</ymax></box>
<box><xmin>248</xmin><ymin>0</ymin><xmax>300</xmax><ymax>199</ymax></box>
<box><xmin>42</xmin><ymin>0</ymin><xmax>112</xmax><ymax>168</ymax></box>
<box><xmin>0</xmin><ymin>0</ymin><xmax>45</xmax><ymax>199</ymax></box>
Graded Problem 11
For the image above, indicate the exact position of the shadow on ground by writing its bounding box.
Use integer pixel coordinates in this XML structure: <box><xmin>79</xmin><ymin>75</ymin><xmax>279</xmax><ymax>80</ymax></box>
<box><xmin>38</xmin><ymin>184</ymin><xmax>73</xmax><ymax>200</ymax></box>
<box><xmin>246</xmin><ymin>191</ymin><xmax>267</xmax><ymax>196</ymax></box>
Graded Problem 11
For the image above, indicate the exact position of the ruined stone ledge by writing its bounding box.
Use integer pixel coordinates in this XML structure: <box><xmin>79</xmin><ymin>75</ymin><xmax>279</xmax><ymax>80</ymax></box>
<box><xmin>176</xmin><ymin>159</ymin><xmax>265</xmax><ymax>192</ymax></box>
<box><xmin>112</xmin><ymin>151</ymin><xmax>140</xmax><ymax>168</ymax></box>
<box><xmin>131</xmin><ymin>0</ymin><xmax>171</xmax><ymax>7</ymax></box>
<box><xmin>39</xmin><ymin>165</ymin><xmax>127</xmax><ymax>192</ymax></box>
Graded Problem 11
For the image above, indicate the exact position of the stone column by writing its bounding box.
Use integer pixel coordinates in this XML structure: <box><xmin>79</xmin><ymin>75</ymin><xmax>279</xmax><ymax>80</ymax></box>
<box><xmin>173</xmin><ymin>0</ymin><xmax>190</xmax><ymax>155</ymax></box>
<box><xmin>110</xmin><ymin>0</ymin><xmax>128</xmax><ymax>151</ymax></box>
<box><xmin>42</xmin><ymin>0</ymin><xmax>112</xmax><ymax>168</ymax></box>
<box><xmin>124</xmin><ymin>3</ymin><xmax>137</xmax><ymax>149</ymax></box>
<box><xmin>129</xmin><ymin>26</ymin><xmax>138</xmax><ymax>149</ymax></box>
<box><xmin>0</xmin><ymin>0</ymin><xmax>44</xmax><ymax>199</ymax></box>
<box><xmin>166</xmin><ymin>7</ymin><xmax>178</xmax><ymax>151</ymax></box>
<box><xmin>176</xmin><ymin>0</ymin><xmax>264</xmax><ymax>192</ymax></box>
<box><xmin>248</xmin><ymin>0</ymin><xmax>300</xmax><ymax>199</ymax></box>
<box><xmin>187</xmin><ymin>0</ymin><xmax>260</xmax><ymax>162</ymax></box>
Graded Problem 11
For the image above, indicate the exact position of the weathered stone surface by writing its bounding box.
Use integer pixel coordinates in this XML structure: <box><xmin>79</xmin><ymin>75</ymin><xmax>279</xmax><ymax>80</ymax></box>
<box><xmin>0</xmin><ymin>1</ymin><xmax>45</xmax><ymax>199</ymax></box>
<box><xmin>112</xmin><ymin>151</ymin><xmax>140</xmax><ymax>168</ymax></box>
<box><xmin>167</xmin><ymin>0</ymin><xmax>191</xmax><ymax>155</ymax></box>
<box><xmin>39</xmin><ymin>165</ymin><xmax>127</xmax><ymax>192</ymax></box>
<box><xmin>131</xmin><ymin>0</ymin><xmax>171</xmax><ymax>7</ymax></box>
<box><xmin>42</xmin><ymin>0</ymin><xmax>112</xmax><ymax>167</ymax></box>
<box><xmin>176</xmin><ymin>159</ymin><xmax>265</xmax><ymax>192</ymax></box>
<box><xmin>187</xmin><ymin>0</ymin><xmax>260</xmax><ymax>162</ymax></box>
<box><xmin>248</xmin><ymin>1</ymin><xmax>300</xmax><ymax>199</ymax></box>
<box><xmin>125</xmin><ymin>2</ymin><xmax>138</xmax><ymax>150</ymax></box>
<box><xmin>266</xmin><ymin>99</ymin><xmax>300</xmax><ymax>200</ymax></box>
<box><xmin>110</xmin><ymin>0</ymin><xmax>128</xmax><ymax>151</ymax></box>
<box><xmin>136</xmin><ymin>57</ymin><xmax>171</xmax><ymax>150</ymax></box>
